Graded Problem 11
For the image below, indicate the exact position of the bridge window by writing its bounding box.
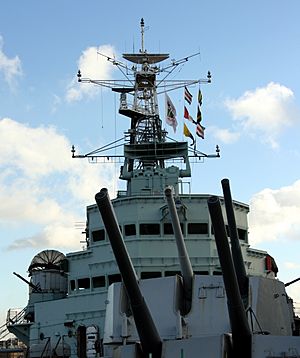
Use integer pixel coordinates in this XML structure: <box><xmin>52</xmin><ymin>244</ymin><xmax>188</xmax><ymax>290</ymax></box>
<box><xmin>211</xmin><ymin>225</ymin><xmax>247</xmax><ymax>240</ymax></box>
<box><xmin>92</xmin><ymin>276</ymin><xmax>106</xmax><ymax>288</ymax></box>
<box><xmin>188</xmin><ymin>223</ymin><xmax>208</xmax><ymax>235</ymax></box>
<box><xmin>163</xmin><ymin>223</ymin><xmax>184</xmax><ymax>235</ymax></box>
<box><xmin>124</xmin><ymin>224</ymin><xmax>136</xmax><ymax>236</ymax></box>
<box><xmin>140</xmin><ymin>223</ymin><xmax>160</xmax><ymax>235</ymax></box>
<box><xmin>211</xmin><ymin>225</ymin><xmax>229</xmax><ymax>236</ymax></box>
<box><xmin>78</xmin><ymin>278</ymin><xmax>90</xmax><ymax>290</ymax></box>
<box><xmin>70</xmin><ymin>280</ymin><xmax>76</xmax><ymax>291</ymax></box>
<box><xmin>238</xmin><ymin>228</ymin><xmax>247</xmax><ymax>240</ymax></box>
<box><xmin>141</xmin><ymin>272</ymin><xmax>162</xmax><ymax>279</ymax></box>
<box><xmin>92</xmin><ymin>229</ymin><xmax>105</xmax><ymax>242</ymax></box>
<box><xmin>108</xmin><ymin>274</ymin><xmax>121</xmax><ymax>285</ymax></box>
<box><xmin>165</xmin><ymin>271</ymin><xmax>181</xmax><ymax>277</ymax></box>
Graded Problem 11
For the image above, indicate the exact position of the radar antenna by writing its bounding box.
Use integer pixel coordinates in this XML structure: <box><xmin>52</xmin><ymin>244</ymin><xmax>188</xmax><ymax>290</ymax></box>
<box><xmin>140</xmin><ymin>18</ymin><xmax>145</xmax><ymax>53</ymax></box>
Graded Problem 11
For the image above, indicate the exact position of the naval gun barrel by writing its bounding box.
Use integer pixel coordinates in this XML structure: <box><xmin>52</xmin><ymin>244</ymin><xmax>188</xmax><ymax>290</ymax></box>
<box><xmin>95</xmin><ymin>188</ymin><xmax>162</xmax><ymax>358</ymax></box>
<box><xmin>285</xmin><ymin>277</ymin><xmax>300</xmax><ymax>287</ymax></box>
<box><xmin>208</xmin><ymin>196</ymin><xmax>251</xmax><ymax>358</ymax></box>
<box><xmin>13</xmin><ymin>272</ymin><xmax>41</xmax><ymax>292</ymax></box>
<box><xmin>221</xmin><ymin>178</ymin><xmax>248</xmax><ymax>303</ymax></box>
<box><xmin>164</xmin><ymin>187</ymin><xmax>193</xmax><ymax>315</ymax></box>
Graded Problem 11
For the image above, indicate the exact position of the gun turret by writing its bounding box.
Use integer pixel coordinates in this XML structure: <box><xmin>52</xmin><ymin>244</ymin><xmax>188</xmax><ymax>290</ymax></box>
<box><xmin>95</xmin><ymin>188</ymin><xmax>162</xmax><ymax>358</ymax></box>
<box><xmin>208</xmin><ymin>196</ymin><xmax>251</xmax><ymax>358</ymax></box>
<box><xmin>221</xmin><ymin>178</ymin><xmax>248</xmax><ymax>305</ymax></box>
<box><xmin>164</xmin><ymin>187</ymin><xmax>193</xmax><ymax>315</ymax></box>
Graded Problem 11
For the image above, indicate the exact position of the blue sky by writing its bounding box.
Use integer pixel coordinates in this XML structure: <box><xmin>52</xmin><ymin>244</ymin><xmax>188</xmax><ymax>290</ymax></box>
<box><xmin>1</xmin><ymin>0</ymin><xmax>300</xmax><ymax>324</ymax></box>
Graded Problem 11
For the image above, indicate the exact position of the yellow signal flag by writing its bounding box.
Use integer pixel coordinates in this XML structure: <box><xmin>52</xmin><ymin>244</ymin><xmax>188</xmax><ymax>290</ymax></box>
<box><xmin>183</xmin><ymin>123</ymin><xmax>195</xmax><ymax>146</ymax></box>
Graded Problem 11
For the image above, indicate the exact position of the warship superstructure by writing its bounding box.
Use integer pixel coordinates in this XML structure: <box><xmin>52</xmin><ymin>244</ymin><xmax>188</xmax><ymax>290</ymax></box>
<box><xmin>6</xmin><ymin>19</ymin><xmax>300</xmax><ymax>358</ymax></box>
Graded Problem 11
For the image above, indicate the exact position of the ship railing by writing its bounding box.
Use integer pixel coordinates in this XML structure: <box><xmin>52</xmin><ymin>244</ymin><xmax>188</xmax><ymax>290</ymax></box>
<box><xmin>0</xmin><ymin>321</ymin><xmax>9</xmax><ymax>340</ymax></box>
<box><xmin>116</xmin><ymin>181</ymin><xmax>191</xmax><ymax>198</ymax></box>
<box><xmin>0</xmin><ymin>336</ymin><xmax>26</xmax><ymax>349</ymax></box>
<box><xmin>6</xmin><ymin>308</ymin><xmax>27</xmax><ymax>326</ymax></box>
<box><xmin>179</xmin><ymin>180</ymin><xmax>191</xmax><ymax>195</ymax></box>
<box><xmin>119</xmin><ymin>94</ymin><xmax>155</xmax><ymax>115</ymax></box>
<box><xmin>86</xmin><ymin>156</ymin><xmax>201</xmax><ymax>165</ymax></box>
<box><xmin>117</xmin><ymin>190</ymin><xmax>127</xmax><ymax>198</ymax></box>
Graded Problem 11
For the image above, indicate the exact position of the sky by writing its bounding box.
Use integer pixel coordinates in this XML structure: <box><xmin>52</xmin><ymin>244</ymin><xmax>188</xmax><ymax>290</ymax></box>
<box><xmin>1</xmin><ymin>0</ymin><xmax>300</xmax><ymax>327</ymax></box>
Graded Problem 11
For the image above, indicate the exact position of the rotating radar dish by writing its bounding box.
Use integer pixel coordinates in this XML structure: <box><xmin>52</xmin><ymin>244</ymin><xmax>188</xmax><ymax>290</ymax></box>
<box><xmin>28</xmin><ymin>249</ymin><xmax>66</xmax><ymax>273</ymax></box>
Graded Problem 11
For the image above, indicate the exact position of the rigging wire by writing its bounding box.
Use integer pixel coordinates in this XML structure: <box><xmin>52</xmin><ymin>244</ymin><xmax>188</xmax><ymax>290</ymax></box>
<box><xmin>97</xmin><ymin>51</ymin><xmax>135</xmax><ymax>85</ymax></box>
<box><xmin>85</xmin><ymin>137</ymin><xmax>126</xmax><ymax>156</ymax></box>
<box><xmin>114</xmin><ymin>91</ymin><xmax>117</xmax><ymax>195</ymax></box>
<box><xmin>101</xmin><ymin>85</ymin><xmax>104</xmax><ymax>129</ymax></box>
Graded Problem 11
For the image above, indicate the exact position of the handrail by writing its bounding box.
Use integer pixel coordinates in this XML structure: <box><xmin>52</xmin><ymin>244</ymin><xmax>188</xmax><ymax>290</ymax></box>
<box><xmin>6</xmin><ymin>308</ymin><xmax>27</xmax><ymax>326</ymax></box>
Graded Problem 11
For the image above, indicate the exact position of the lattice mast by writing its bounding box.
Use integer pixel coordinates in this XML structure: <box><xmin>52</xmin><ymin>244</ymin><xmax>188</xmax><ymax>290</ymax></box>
<box><xmin>74</xmin><ymin>18</ymin><xmax>218</xmax><ymax>195</ymax></box>
<box><xmin>118</xmin><ymin>18</ymin><xmax>170</xmax><ymax>173</ymax></box>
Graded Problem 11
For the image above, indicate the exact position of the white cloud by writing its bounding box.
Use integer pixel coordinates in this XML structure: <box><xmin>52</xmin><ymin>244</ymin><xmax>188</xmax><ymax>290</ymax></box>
<box><xmin>0</xmin><ymin>117</ymin><xmax>117</xmax><ymax>250</ymax></box>
<box><xmin>66</xmin><ymin>44</ymin><xmax>116</xmax><ymax>102</ymax></box>
<box><xmin>0</xmin><ymin>118</ymin><xmax>70</xmax><ymax>177</ymax></box>
<box><xmin>0</xmin><ymin>177</ymin><xmax>69</xmax><ymax>224</ymax></box>
<box><xmin>248</xmin><ymin>180</ymin><xmax>300</xmax><ymax>244</ymax></box>
<box><xmin>225</xmin><ymin>82</ymin><xmax>297</xmax><ymax>148</ymax></box>
<box><xmin>7</xmin><ymin>222</ymin><xmax>81</xmax><ymax>251</ymax></box>
<box><xmin>284</xmin><ymin>262</ymin><xmax>300</xmax><ymax>270</ymax></box>
<box><xmin>0</xmin><ymin>35</ymin><xmax>22</xmax><ymax>88</ymax></box>
<box><xmin>209</xmin><ymin>126</ymin><xmax>240</xmax><ymax>144</ymax></box>
<box><xmin>51</xmin><ymin>94</ymin><xmax>62</xmax><ymax>113</ymax></box>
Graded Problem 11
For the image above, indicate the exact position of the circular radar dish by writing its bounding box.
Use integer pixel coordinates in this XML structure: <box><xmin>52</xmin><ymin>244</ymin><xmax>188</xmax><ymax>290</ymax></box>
<box><xmin>28</xmin><ymin>249</ymin><xmax>66</xmax><ymax>272</ymax></box>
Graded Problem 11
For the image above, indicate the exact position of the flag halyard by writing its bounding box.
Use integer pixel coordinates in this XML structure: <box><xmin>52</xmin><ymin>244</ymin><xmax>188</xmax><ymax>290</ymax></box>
<box><xmin>182</xmin><ymin>85</ymin><xmax>206</xmax><ymax>141</ymax></box>
<box><xmin>195</xmin><ymin>87</ymin><xmax>205</xmax><ymax>139</ymax></box>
